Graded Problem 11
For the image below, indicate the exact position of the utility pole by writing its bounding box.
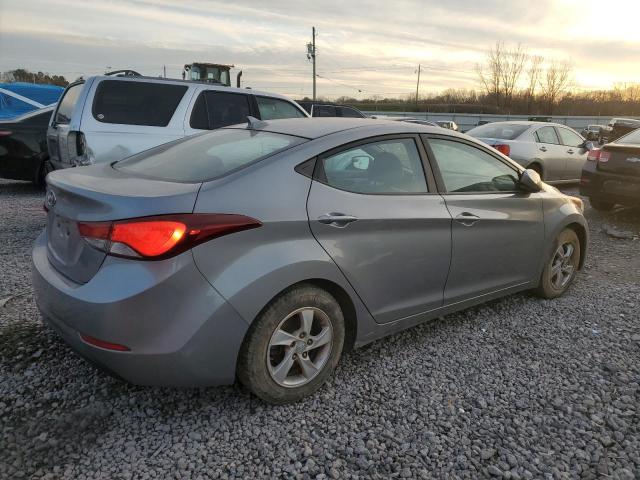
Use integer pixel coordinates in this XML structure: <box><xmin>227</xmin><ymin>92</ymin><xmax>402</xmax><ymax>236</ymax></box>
<box><xmin>415</xmin><ymin>64</ymin><xmax>421</xmax><ymax>107</ymax></box>
<box><xmin>163</xmin><ymin>65</ymin><xmax>166</xmax><ymax>78</ymax></box>
<box><xmin>307</xmin><ymin>27</ymin><xmax>317</xmax><ymax>100</ymax></box>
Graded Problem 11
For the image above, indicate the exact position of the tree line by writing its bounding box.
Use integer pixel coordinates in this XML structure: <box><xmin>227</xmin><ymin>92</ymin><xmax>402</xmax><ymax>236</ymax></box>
<box><xmin>1</xmin><ymin>69</ymin><xmax>69</xmax><ymax>87</ymax></box>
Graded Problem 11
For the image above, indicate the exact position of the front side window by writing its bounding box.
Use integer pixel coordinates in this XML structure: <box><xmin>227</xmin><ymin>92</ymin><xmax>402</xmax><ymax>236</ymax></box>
<box><xmin>322</xmin><ymin>138</ymin><xmax>428</xmax><ymax>194</ymax></box>
<box><xmin>256</xmin><ymin>97</ymin><xmax>306</xmax><ymax>120</ymax></box>
<box><xmin>92</xmin><ymin>80</ymin><xmax>187</xmax><ymax>127</ymax></box>
<box><xmin>556</xmin><ymin>128</ymin><xmax>584</xmax><ymax>147</ymax></box>
<box><xmin>535</xmin><ymin>126</ymin><xmax>560</xmax><ymax>145</ymax></box>
<box><xmin>116</xmin><ymin>129</ymin><xmax>306</xmax><ymax>182</ymax></box>
<box><xmin>55</xmin><ymin>83</ymin><xmax>83</xmax><ymax>124</ymax></box>
<box><xmin>313</xmin><ymin>105</ymin><xmax>336</xmax><ymax>117</ymax></box>
<box><xmin>428</xmin><ymin>139</ymin><xmax>519</xmax><ymax>193</ymax></box>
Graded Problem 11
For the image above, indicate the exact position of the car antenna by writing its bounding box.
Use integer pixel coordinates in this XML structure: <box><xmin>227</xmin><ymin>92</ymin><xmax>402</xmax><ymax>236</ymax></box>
<box><xmin>246</xmin><ymin>116</ymin><xmax>267</xmax><ymax>130</ymax></box>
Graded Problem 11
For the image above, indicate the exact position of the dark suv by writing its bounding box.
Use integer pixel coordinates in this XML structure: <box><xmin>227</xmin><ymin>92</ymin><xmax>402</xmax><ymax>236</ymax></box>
<box><xmin>297</xmin><ymin>101</ymin><xmax>367</xmax><ymax>118</ymax></box>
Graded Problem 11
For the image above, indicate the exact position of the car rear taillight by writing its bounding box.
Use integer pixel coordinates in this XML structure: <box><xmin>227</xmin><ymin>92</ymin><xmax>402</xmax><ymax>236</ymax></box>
<box><xmin>68</xmin><ymin>131</ymin><xmax>91</xmax><ymax>166</ymax></box>
<box><xmin>587</xmin><ymin>149</ymin><xmax>601</xmax><ymax>162</ymax></box>
<box><xmin>493</xmin><ymin>144</ymin><xmax>510</xmax><ymax>156</ymax></box>
<box><xmin>77</xmin><ymin>213</ymin><xmax>261</xmax><ymax>260</ymax></box>
<box><xmin>0</xmin><ymin>130</ymin><xmax>13</xmax><ymax>137</ymax></box>
<box><xmin>598</xmin><ymin>150</ymin><xmax>611</xmax><ymax>163</ymax></box>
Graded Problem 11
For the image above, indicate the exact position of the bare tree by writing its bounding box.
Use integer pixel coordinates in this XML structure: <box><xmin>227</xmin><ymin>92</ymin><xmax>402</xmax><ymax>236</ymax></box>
<box><xmin>476</xmin><ymin>41</ymin><xmax>504</xmax><ymax>108</ymax></box>
<box><xmin>540</xmin><ymin>61</ymin><xmax>572</xmax><ymax>114</ymax></box>
<box><xmin>500</xmin><ymin>44</ymin><xmax>527</xmax><ymax>111</ymax></box>
<box><xmin>525</xmin><ymin>55</ymin><xmax>544</xmax><ymax>114</ymax></box>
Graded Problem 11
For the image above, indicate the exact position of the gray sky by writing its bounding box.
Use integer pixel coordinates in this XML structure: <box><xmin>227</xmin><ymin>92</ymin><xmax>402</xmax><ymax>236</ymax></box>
<box><xmin>1</xmin><ymin>0</ymin><xmax>638</xmax><ymax>99</ymax></box>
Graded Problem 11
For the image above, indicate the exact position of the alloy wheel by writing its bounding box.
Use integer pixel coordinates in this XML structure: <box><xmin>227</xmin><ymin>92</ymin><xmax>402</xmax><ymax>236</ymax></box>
<box><xmin>550</xmin><ymin>242</ymin><xmax>576</xmax><ymax>290</ymax></box>
<box><xmin>266</xmin><ymin>307</ymin><xmax>333</xmax><ymax>388</ymax></box>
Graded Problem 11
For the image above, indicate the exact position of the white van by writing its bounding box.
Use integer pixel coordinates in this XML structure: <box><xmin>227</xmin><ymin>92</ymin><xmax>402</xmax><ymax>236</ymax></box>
<box><xmin>47</xmin><ymin>75</ymin><xmax>309</xmax><ymax>169</ymax></box>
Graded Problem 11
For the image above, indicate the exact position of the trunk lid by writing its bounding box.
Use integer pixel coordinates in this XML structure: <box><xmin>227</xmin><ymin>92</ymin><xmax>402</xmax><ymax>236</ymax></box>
<box><xmin>598</xmin><ymin>143</ymin><xmax>640</xmax><ymax>177</ymax></box>
<box><xmin>45</xmin><ymin>164</ymin><xmax>201</xmax><ymax>284</ymax></box>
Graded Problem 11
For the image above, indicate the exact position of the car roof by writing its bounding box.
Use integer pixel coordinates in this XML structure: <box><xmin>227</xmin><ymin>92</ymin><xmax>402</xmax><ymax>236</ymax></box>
<box><xmin>475</xmin><ymin>120</ymin><xmax>573</xmax><ymax>128</ymax></box>
<box><xmin>222</xmin><ymin>117</ymin><xmax>447</xmax><ymax>140</ymax></box>
<box><xmin>88</xmin><ymin>75</ymin><xmax>294</xmax><ymax>101</ymax></box>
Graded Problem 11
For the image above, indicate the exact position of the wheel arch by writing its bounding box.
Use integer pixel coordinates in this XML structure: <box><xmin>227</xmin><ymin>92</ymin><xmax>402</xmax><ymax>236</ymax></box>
<box><xmin>565</xmin><ymin>222</ymin><xmax>588</xmax><ymax>270</ymax></box>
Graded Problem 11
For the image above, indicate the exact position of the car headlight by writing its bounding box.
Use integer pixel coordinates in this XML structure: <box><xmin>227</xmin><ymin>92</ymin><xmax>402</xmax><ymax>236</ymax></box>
<box><xmin>568</xmin><ymin>196</ymin><xmax>584</xmax><ymax>213</ymax></box>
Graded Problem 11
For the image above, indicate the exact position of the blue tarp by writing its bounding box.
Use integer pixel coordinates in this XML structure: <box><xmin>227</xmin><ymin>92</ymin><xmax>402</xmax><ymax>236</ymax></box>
<box><xmin>0</xmin><ymin>82</ymin><xmax>64</xmax><ymax>120</ymax></box>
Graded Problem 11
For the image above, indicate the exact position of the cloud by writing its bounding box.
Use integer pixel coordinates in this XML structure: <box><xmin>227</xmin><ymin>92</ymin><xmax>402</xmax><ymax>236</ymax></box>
<box><xmin>1</xmin><ymin>0</ymin><xmax>638</xmax><ymax>98</ymax></box>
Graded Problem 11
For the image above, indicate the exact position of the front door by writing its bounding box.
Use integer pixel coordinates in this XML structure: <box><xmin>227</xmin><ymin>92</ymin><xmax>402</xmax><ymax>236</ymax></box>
<box><xmin>556</xmin><ymin>126</ymin><xmax>589</xmax><ymax>180</ymax></box>
<box><xmin>424</xmin><ymin>136</ymin><xmax>544</xmax><ymax>305</ymax></box>
<box><xmin>307</xmin><ymin>135</ymin><xmax>452</xmax><ymax>324</ymax></box>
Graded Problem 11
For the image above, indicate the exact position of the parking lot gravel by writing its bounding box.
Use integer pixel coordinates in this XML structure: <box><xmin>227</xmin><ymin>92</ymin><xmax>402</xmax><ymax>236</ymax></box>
<box><xmin>1</xmin><ymin>179</ymin><xmax>639</xmax><ymax>479</ymax></box>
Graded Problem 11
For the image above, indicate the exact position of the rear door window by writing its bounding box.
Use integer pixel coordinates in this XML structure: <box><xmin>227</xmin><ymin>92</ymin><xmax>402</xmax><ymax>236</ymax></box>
<box><xmin>92</xmin><ymin>80</ymin><xmax>187</xmax><ymax>126</ymax></box>
<box><xmin>534</xmin><ymin>126</ymin><xmax>560</xmax><ymax>145</ymax></box>
<box><xmin>256</xmin><ymin>97</ymin><xmax>306</xmax><ymax>120</ymax></box>
<box><xmin>55</xmin><ymin>83</ymin><xmax>83</xmax><ymax>124</ymax></box>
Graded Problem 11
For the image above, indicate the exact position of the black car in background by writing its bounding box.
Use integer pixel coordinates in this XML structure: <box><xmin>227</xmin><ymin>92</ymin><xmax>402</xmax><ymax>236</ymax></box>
<box><xmin>0</xmin><ymin>106</ymin><xmax>53</xmax><ymax>187</ymax></box>
<box><xmin>580</xmin><ymin>128</ymin><xmax>640</xmax><ymax>210</ymax></box>
<box><xmin>602</xmin><ymin>118</ymin><xmax>640</xmax><ymax>143</ymax></box>
<box><xmin>297</xmin><ymin>101</ymin><xmax>368</xmax><ymax>118</ymax></box>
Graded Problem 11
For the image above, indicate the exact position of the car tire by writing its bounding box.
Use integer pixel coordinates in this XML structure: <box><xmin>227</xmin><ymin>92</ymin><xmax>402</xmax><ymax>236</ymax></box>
<box><xmin>535</xmin><ymin>228</ymin><xmax>580</xmax><ymax>299</ymax></box>
<box><xmin>589</xmin><ymin>197</ymin><xmax>615</xmax><ymax>211</ymax></box>
<box><xmin>34</xmin><ymin>159</ymin><xmax>54</xmax><ymax>188</ymax></box>
<box><xmin>237</xmin><ymin>284</ymin><xmax>345</xmax><ymax>404</ymax></box>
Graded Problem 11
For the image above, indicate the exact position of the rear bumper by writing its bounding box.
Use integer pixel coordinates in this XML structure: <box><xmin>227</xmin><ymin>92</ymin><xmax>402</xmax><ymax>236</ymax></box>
<box><xmin>31</xmin><ymin>231</ymin><xmax>249</xmax><ymax>387</ymax></box>
<box><xmin>580</xmin><ymin>162</ymin><xmax>640</xmax><ymax>206</ymax></box>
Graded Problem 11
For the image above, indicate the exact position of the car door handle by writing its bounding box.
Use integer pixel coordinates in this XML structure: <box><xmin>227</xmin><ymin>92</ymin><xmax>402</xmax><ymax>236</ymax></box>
<box><xmin>455</xmin><ymin>212</ymin><xmax>480</xmax><ymax>226</ymax></box>
<box><xmin>539</xmin><ymin>146</ymin><xmax>547</xmax><ymax>152</ymax></box>
<box><xmin>317</xmin><ymin>213</ymin><xmax>359</xmax><ymax>227</ymax></box>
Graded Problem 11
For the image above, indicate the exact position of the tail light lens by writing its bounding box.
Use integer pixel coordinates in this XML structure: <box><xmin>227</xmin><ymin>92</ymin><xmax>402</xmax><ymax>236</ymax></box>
<box><xmin>587</xmin><ymin>149</ymin><xmax>601</xmax><ymax>162</ymax></box>
<box><xmin>598</xmin><ymin>150</ymin><xmax>611</xmax><ymax>163</ymax></box>
<box><xmin>68</xmin><ymin>131</ymin><xmax>91</xmax><ymax>166</ymax></box>
<box><xmin>0</xmin><ymin>130</ymin><xmax>13</xmax><ymax>137</ymax></box>
<box><xmin>80</xmin><ymin>333</ymin><xmax>130</xmax><ymax>352</ymax></box>
<box><xmin>493</xmin><ymin>144</ymin><xmax>510</xmax><ymax>156</ymax></box>
<box><xmin>77</xmin><ymin>213</ymin><xmax>261</xmax><ymax>260</ymax></box>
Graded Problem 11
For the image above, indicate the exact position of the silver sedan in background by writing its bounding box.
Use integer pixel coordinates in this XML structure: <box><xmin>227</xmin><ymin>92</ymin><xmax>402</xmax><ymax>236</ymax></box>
<box><xmin>466</xmin><ymin>121</ymin><xmax>594</xmax><ymax>183</ymax></box>
<box><xmin>32</xmin><ymin>118</ymin><xmax>587</xmax><ymax>404</ymax></box>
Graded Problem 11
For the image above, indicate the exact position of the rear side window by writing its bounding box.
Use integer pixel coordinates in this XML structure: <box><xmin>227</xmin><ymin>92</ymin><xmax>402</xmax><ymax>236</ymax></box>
<box><xmin>92</xmin><ymin>80</ymin><xmax>187</xmax><ymax>126</ymax></box>
<box><xmin>192</xmin><ymin>91</ymin><xmax>252</xmax><ymax>129</ymax></box>
<box><xmin>466</xmin><ymin>123</ymin><xmax>529</xmax><ymax>140</ymax></box>
<box><xmin>55</xmin><ymin>83</ymin><xmax>83</xmax><ymax>124</ymax></box>
<box><xmin>256</xmin><ymin>97</ymin><xmax>306</xmax><ymax>120</ymax></box>
<box><xmin>115</xmin><ymin>129</ymin><xmax>306</xmax><ymax>182</ymax></box>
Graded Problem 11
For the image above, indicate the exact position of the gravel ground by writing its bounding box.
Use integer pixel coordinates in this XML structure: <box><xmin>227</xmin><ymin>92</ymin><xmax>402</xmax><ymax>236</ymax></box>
<box><xmin>1</xmin><ymin>179</ymin><xmax>639</xmax><ymax>480</ymax></box>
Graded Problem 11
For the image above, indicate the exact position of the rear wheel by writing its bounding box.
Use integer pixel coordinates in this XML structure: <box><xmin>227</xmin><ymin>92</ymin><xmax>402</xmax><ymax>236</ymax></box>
<box><xmin>34</xmin><ymin>159</ymin><xmax>54</xmax><ymax>188</ymax></box>
<box><xmin>589</xmin><ymin>197</ymin><xmax>615</xmax><ymax>211</ymax></box>
<box><xmin>535</xmin><ymin>229</ymin><xmax>580</xmax><ymax>299</ymax></box>
<box><xmin>237</xmin><ymin>285</ymin><xmax>345</xmax><ymax>404</ymax></box>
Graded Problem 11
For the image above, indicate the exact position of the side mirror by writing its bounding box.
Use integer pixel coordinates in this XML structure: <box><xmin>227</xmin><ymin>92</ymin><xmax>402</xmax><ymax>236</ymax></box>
<box><xmin>518</xmin><ymin>169</ymin><xmax>543</xmax><ymax>192</ymax></box>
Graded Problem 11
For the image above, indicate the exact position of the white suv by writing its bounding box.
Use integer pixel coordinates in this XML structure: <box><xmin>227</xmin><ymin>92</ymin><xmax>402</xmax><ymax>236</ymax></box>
<box><xmin>47</xmin><ymin>75</ymin><xmax>309</xmax><ymax>169</ymax></box>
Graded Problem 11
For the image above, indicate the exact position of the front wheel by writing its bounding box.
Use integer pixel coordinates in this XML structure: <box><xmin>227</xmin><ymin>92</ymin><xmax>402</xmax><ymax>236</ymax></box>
<box><xmin>535</xmin><ymin>229</ymin><xmax>580</xmax><ymax>299</ymax></box>
<box><xmin>237</xmin><ymin>285</ymin><xmax>345</xmax><ymax>404</ymax></box>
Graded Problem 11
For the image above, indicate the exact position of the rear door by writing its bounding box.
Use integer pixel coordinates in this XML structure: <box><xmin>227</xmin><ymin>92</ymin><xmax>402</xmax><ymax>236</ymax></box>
<box><xmin>533</xmin><ymin>126</ymin><xmax>565</xmax><ymax>181</ymax></box>
<box><xmin>556</xmin><ymin>126</ymin><xmax>588</xmax><ymax>180</ymax></box>
<box><xmin>47</xmin><ymin>82</ymin><xmax>85</xmax><ymax>169</ymax></box>
<box><xmin>424</xmin><ymin>135</ymin><xmax>544</xmax><ymax>304</ymax></box>
<box><xmin>307</xmin><ymin>135</ymin><xmax>452</xmax><ymax>324</ymax></box>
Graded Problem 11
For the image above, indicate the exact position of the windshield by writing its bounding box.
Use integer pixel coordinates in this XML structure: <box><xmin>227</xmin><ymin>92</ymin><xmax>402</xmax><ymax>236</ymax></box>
<box><xmin>115</xmin><ymin>128</ymin><xmax>306</xmax><ymax>182</ymax></box>
<box><xmin>615</xmin><ymin>128</ymin><xmax>640</xmax><ymax>145</ymax></box>
<box><xmin>466</xmin><ymin>123</ymin><xmax>530</xmax><ymax>140</ymax></box>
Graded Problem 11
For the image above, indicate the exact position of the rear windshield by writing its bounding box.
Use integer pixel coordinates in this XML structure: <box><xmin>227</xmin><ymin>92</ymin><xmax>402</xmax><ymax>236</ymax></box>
<box><xmin>616</xmin><ymin>128</ymin><xmax>640</xmax><ymax>145</ymax></box>
<box><xmin>55</xmin><ymin>83</ymin><xmax>83</xmax><ymax>124</ymax></box>
<box><xmin>466</xmin><ymin>123</ymin><xmax>529</xmax><ymax>140</ymax></box>
<box><xmin>115</xmin><ymin>128</ymin><xmax>306</xmax><ymax>182</ymax></box>
<box><xmin>92</xmin><ymin>80</ymin><xmax>188</xmax><ymax>126</ymax></box>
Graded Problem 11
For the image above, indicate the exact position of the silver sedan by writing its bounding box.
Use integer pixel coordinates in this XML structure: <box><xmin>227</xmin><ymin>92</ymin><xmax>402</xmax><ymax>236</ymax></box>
<box><xmin>467</xmin><ymin>121</ymin><xmax>595</xmax><ymax>183</ymax></box>
<box><xmin>32</xmin><ymin>118</ymin><xmax>587</xmax><ymax>404</ymax></box>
